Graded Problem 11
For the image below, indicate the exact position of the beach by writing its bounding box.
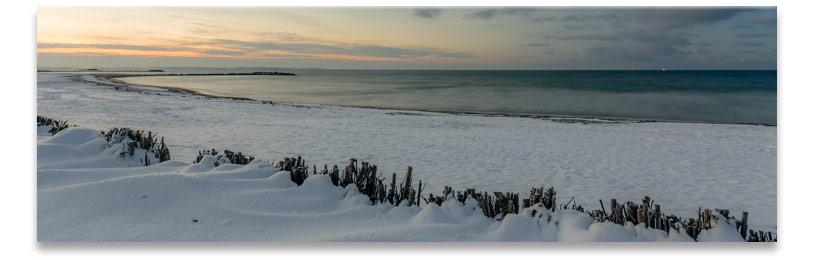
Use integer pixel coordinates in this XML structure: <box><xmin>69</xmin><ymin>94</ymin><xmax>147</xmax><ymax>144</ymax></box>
<box><xmin>36</xmin><ymin>72</ymin><xmax>777</xmax><ymax>241</ymax></box>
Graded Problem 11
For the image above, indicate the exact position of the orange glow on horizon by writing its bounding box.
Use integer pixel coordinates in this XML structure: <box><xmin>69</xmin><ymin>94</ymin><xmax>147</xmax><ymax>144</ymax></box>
<box><xmin>37</xmin><ymin>46</ymin><xmax>460</xmax><ymax>63</ymax></box>
<box><xmin>38</xmin><ymin>48</ymin><xmax>215</xmax><ymax>58</ymax></box>
<box><xmin>36</xmin><ymin>7</ymin><xmax>490</xmax><ymax>67</ymax></box>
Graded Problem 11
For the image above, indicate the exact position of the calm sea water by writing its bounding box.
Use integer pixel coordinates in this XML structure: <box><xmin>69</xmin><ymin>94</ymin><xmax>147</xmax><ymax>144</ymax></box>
<box><xmin>122</xmin><ymin>69</ymin><xmax>777</xmax><ymax>125</ymax></box>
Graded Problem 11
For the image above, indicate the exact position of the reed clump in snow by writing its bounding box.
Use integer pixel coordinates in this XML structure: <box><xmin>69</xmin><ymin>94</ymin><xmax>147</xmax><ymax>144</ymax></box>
<box><xmin>100</xmin><ymin>127</ymin><xmax>171</xmax><ymax>166</ymax></box>
<box><xmin>194</xmin><ymin>148</ymin><xmax>255</xmax><ymax>166</ymax></box>
<box><xmin>277</xmin><ymin>157</ymin><xmax>424</xmax><ymax>206</ymax></box>
<box><xmin>275</xmin><ymin>156</ymin><xmax>776</xmax><ymax>242</ymax></box>
<box><xmin>37</xmin><ymin>115</ymin><xmax>70</xmax><ymax>135</ymax></box>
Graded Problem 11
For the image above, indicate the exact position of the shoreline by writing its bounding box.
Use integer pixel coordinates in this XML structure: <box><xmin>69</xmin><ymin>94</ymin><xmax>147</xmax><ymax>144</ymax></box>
<box><xmin>93</xmin><ymin>73</ymin><xmax>776</xmax><ymax>127</ymax></box>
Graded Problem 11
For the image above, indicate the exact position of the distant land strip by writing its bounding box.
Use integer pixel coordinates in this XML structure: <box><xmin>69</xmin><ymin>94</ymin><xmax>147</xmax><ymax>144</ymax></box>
<box><xmin>38</xmin><ymin>69</ymin><xmax>297</xmax><ymax>76</ymax></box>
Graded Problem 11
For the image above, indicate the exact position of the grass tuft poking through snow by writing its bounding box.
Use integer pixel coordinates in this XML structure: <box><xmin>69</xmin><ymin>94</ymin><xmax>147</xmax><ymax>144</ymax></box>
<box><xmin>101</xmin><ymin>127</ymin><xmax>171</xmax><ymax>166</ymax></box>
<box><xmin>37</xmin><ymin>115</ymin><xmax>70</xmax><ymax>135</ymax></box>
<box><xmin>194</xmin><ymin>148</ymin><xmax>255</xmax><ymax>167</ymax></box>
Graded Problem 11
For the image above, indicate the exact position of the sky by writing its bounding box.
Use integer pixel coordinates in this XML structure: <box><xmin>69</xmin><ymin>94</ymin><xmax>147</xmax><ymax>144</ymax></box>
<box><xmin>37</xmin><ymin>7</ymin><xmax>777</xmax><ymax>70</ymax></box>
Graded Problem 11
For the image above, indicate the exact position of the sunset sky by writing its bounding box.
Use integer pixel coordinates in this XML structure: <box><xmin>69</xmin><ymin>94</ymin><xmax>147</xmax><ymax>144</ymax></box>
<box><xmin>37</xmin><ymin>7</ymin><xmax>777</xmax><ymax>69</ymax></box>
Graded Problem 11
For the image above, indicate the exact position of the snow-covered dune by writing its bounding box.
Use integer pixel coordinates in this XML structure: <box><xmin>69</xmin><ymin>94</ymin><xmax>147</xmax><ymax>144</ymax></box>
<box><xmin>38</xmin><ymin>127</ymin><xmax>748</xmax><ymax>242</ymax></box>
<box><xmin>36</xmin><ymin>73</ymin><xmax>777</xmax><ymax>240</ymax></box>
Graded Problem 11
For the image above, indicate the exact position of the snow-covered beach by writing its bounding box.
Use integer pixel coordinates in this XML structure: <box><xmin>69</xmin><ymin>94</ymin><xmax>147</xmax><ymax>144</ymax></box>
<box><xmin>36</xmin><ymin>72</ymin><xmax>777</xmax><ymax>241</ymax></box>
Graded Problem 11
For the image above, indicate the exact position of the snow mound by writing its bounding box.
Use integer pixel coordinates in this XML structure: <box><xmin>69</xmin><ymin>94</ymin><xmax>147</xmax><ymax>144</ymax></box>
<box><xmin>38</xmin><ymin>132</ymin><xmax>753</xmax><ymax>242</ymax></box>
<box><xmin>38</xmin><ymin>127</ymin><xmax>176</xmax><ymax>169</ymax></box>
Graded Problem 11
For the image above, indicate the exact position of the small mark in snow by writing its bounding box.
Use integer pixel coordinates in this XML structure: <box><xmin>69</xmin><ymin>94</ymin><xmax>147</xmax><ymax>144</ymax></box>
<box><xmin>192</xmin><ymin>219</ymin><xmax>199</xmax><ymax>223</ymax></box>
<box><xmin>141</xmin><ymin>195</ymin><xmax>148</xmax><ymax>199</ymax></box>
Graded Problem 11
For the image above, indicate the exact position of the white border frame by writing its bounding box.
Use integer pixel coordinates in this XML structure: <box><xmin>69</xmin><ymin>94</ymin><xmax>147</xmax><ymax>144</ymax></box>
<box><xmin>6</xmin><ymin>0</ymin><xmax>811</xmax><ymax>259</ymax></box>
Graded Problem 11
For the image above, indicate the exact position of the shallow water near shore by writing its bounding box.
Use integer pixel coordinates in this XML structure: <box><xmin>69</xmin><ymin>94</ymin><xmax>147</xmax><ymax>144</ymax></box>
<box><xmin>120</xmin><ymin>69</ymin><xmax>777</xmax><ymax>125</ymax></box>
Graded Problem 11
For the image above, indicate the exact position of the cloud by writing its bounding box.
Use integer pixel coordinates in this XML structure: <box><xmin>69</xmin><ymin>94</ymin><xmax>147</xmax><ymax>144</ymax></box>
<box><xmin>596</xmin><ymin>14</ymin><xmax>623</xmax><ymax>22</ymax></box>
<box><xmin>734</xmin><ymin>41</ymin><xmax>766</xmax><ymax>47</ymax></box>
<box><xmin>413</xmin><ymin>8</ymin><xmax>442</xmax><ymax>19</ymax></box>
<box><xmin>467</xmin><ymin>9</ymin><xmax>498</xmax><ymax>20</ymax></box>
<box><xmin>197</xmin><ymin>49</ymin><xmax>249</xmax><ymax>56</ymax></box>
<box><xmin>523</xmin><ymin>43</ymin><xmax>551</xmax><ymax>47</ymax></box>
<box><xmin>561</xmin><ymin>15</ymin><xmax>591</xmax><ymax>22</ymax></box>
<box><xmin>211</xmin><ymin>39</ymin><xmax>474</xmax><ymax>59</ymax></box>
<box><xmin>542</xmin><ymin>9</ymin><xmax>759</xmax><ymax>65</ymax></box>
<box><xmin>752</xmin><ymin>14</ymin><xmax>777</xmax><ymax>27</ymax></box>
<box><xmin>39</xmin><ymin>39</ymin><xmax>475</xmax><ymax>61</ymax></box>
<box><xmin>552</xmin><ymin>9</ymin><xmax>752</xmax><ymax>31</ymax></box>
<box><xmin>38</xmin><ymin>43</ymin><xmax>188</xmax><ymax>52</ymax></box>
<box><xmin>465</xmin><ymin>8</ymin><xmax>540</xmax><ymax>20</ymax></box>
<box><xmin>696</xmin><ymin>47</ymin><xmax>712</xmax><ymax>55</ymax></box>
<box><xmin>735</xmin><ymin>32</ymin><xmax>774</xmax><ymax>38</ymax></box>
<box><xmin>550</xmin><ymin>34</ymin><xmax>622</xmax><ymax>42</ymax></box>
<box><xmin>575</xmin><ymin>29</ymin><xmax>694</xmax><ymax>63</ymax></box>
<box><xmin>38</xmin><ymin>8</ymin><xmax>775</xmax><ymax>69</ymax></box>
<box><xmin>464</xmin><ymin>8</ymin><xmax>750</xmax><ymax>32</ymax></box>
<box><xmin>729</xmin><ymin>9</ymin><xmax>776</xmax><ymax>29</ymax></box>
<box><xmin>562</xmin><ymin>24</ymin><xmax>588</xmax><ymax>30</ymax></box>
<box><xmin>583</xmin><ymin>41</ymin><xmax>691</xmax><ymax>63</ymax></box>
<box><xmin>531</xmin><ymin>16</ymin><xmax>556</xmax><ymax>23</ymax></box>
<box><xmin>624</xmin><ymin>9</ymin><xmax>751</xmax><ymax>31</ymax></box>
<box><xmin>495</xmin><ymin>8</ymin><xmax>538</xmax><ymax>17</ymax></box>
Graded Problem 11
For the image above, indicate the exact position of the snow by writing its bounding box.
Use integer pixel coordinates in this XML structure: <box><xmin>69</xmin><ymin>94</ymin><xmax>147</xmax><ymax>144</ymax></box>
<box><xmin>36</xmin><ymin>73</ymin><xmax>776</xmax><ymax>241</ymax></box>
<box><xmin>37</xmin><ymin>129</ymin><xmax>745</xmax><ymax>241</ymax></box>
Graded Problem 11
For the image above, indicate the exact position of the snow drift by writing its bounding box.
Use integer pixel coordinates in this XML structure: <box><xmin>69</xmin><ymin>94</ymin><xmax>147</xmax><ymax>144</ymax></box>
<box><xmin>37</xmin><ymin>125</ymin><xmax>768</xmax><ymax>242</ymax></box>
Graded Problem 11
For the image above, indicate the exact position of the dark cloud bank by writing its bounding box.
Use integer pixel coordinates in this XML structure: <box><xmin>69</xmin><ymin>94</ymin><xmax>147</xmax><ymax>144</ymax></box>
<box><xmin>466</xmin><ymin>8</ymin><xmax>775</xmax><ymax>68</ymax></box>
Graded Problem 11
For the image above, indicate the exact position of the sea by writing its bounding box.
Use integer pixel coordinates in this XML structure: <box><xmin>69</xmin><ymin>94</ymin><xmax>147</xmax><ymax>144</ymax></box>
<box><xmin>113</xmin><ymin>68</ymin><xmax>777</xmax><ymax>125</ymax></box>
